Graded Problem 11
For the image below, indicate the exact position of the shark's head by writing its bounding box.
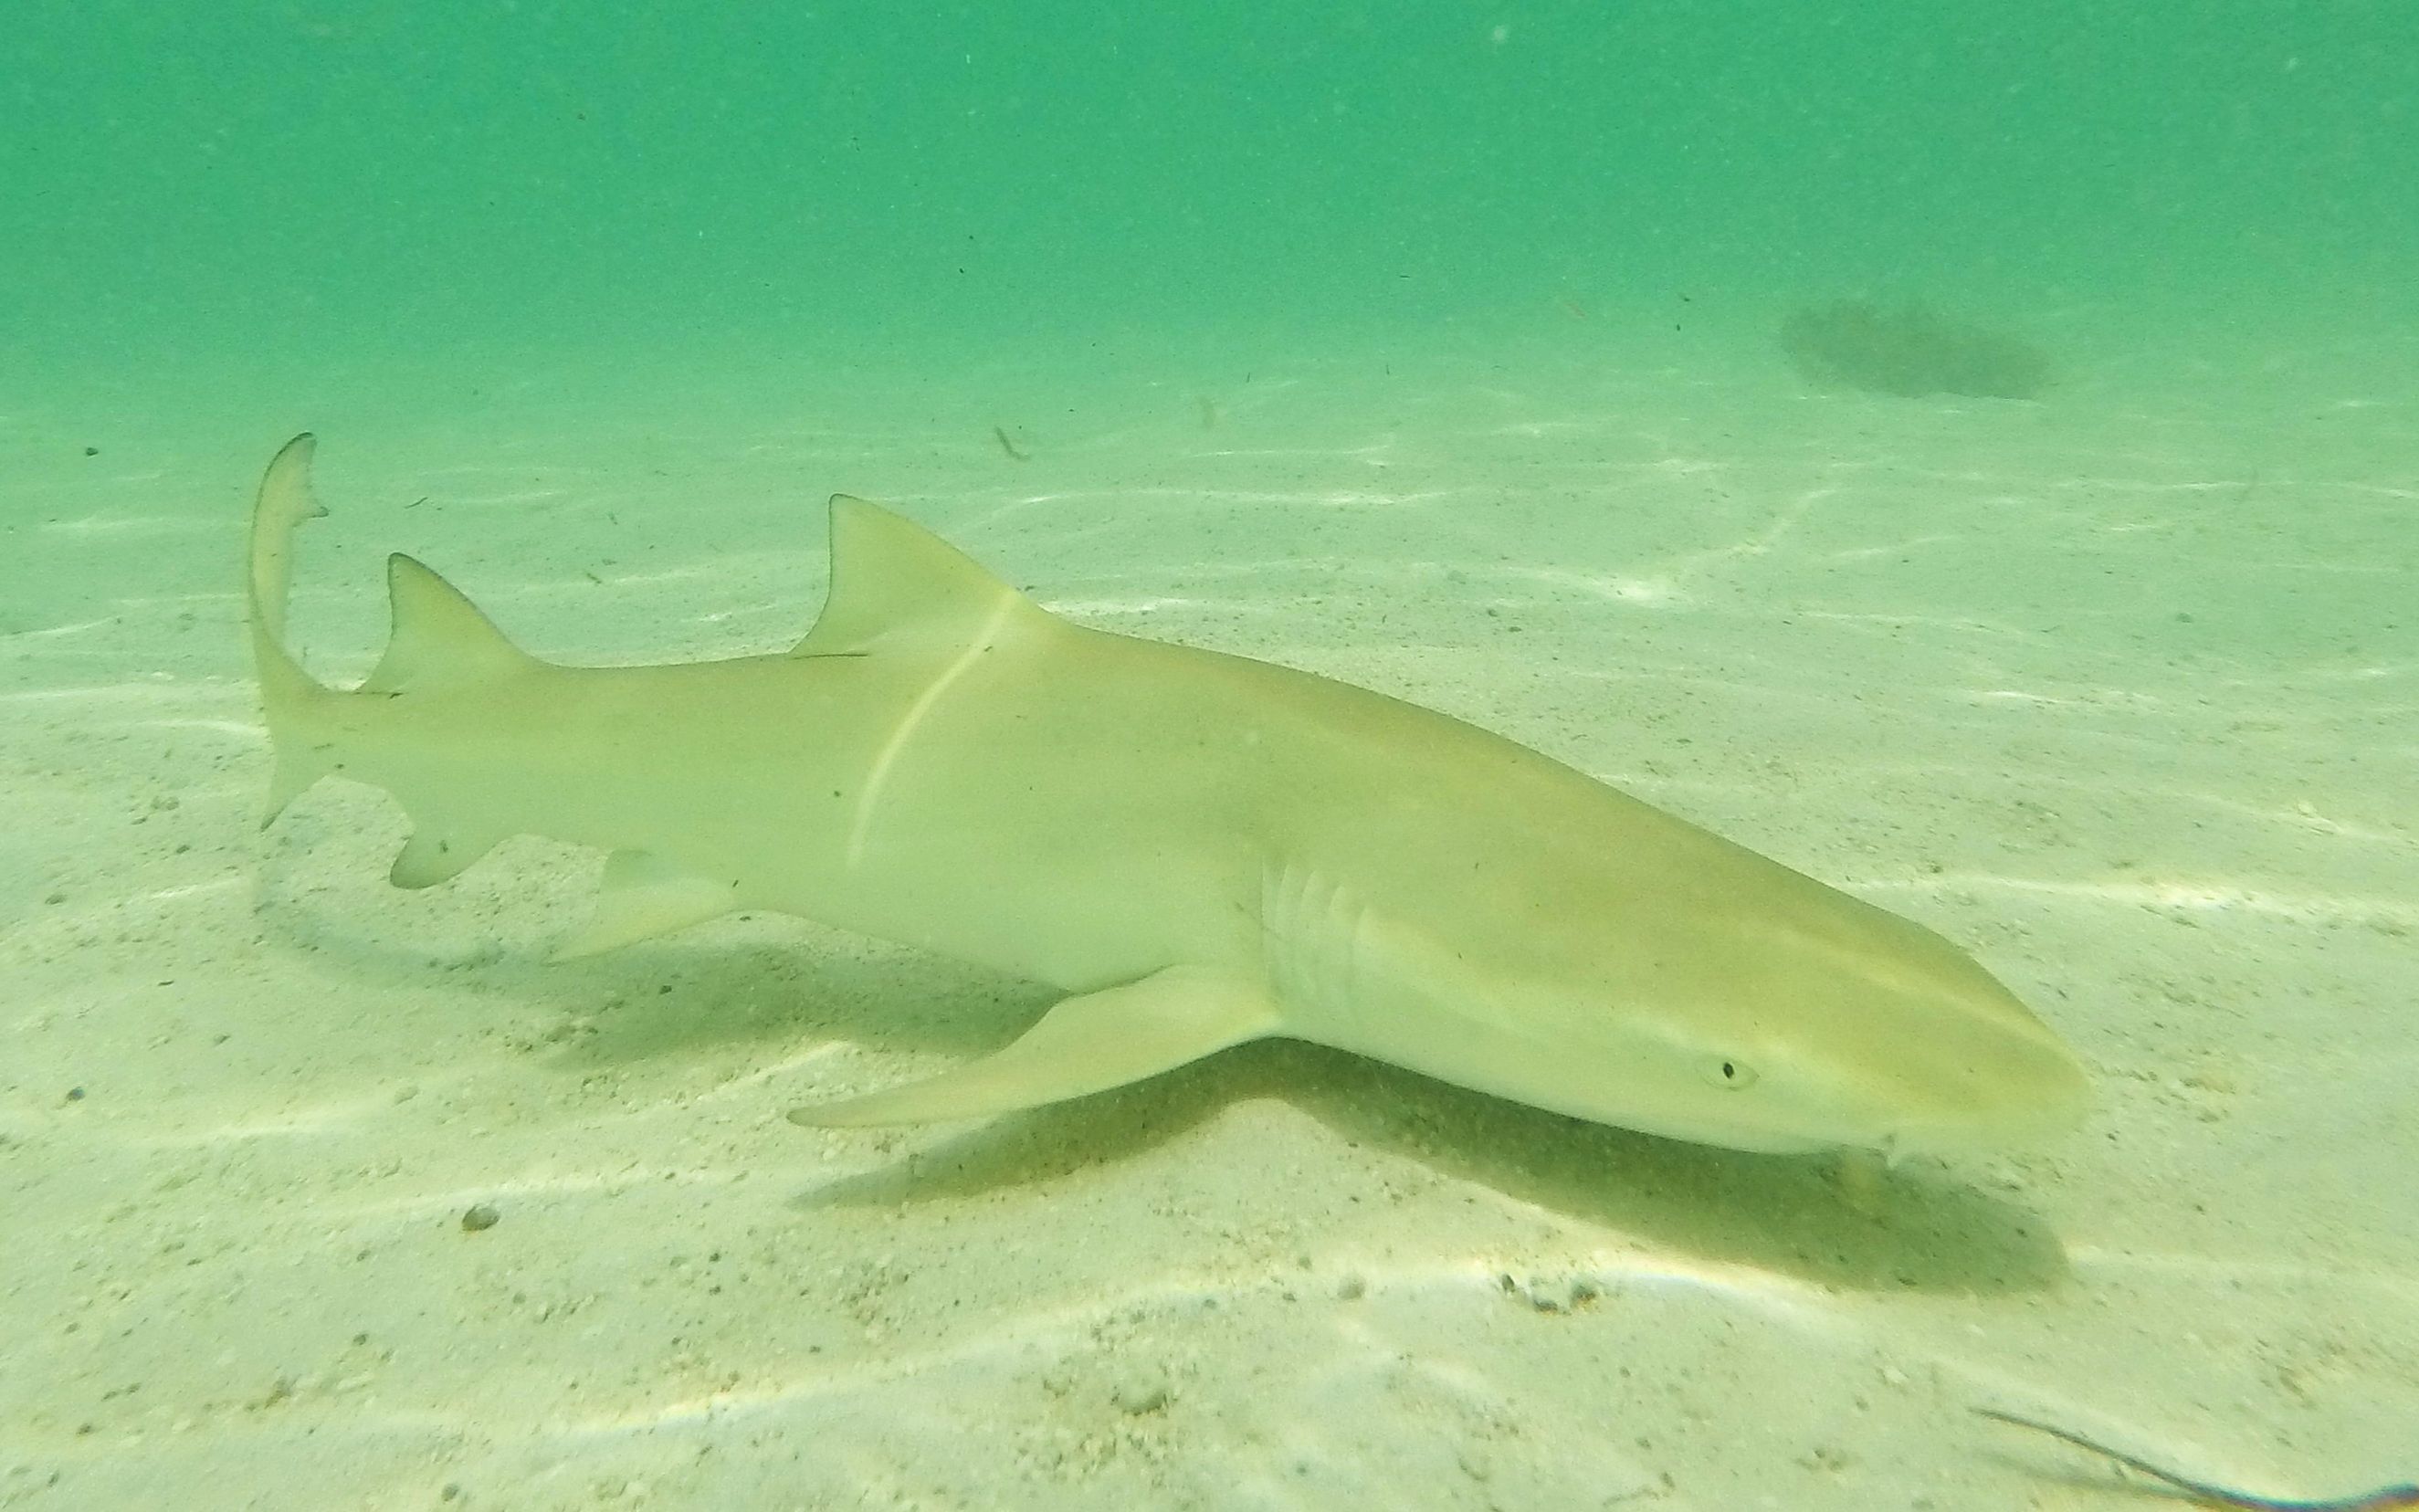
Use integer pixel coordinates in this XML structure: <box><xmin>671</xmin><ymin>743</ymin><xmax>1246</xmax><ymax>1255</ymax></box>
<box><xmin>1617</xmin><ymin>939</ymin><xmax>2091</xmax><ymax>1160</ymax></box>
<box><xmin>1601</xmin><ymin>900</ymin><xmax>2090</xmax><ymax>1159</ymax></box>
<box><xmin>1418</xmin><ymin>884</ymin><xmax>2094</xmax><ymax>1160</ymax></box>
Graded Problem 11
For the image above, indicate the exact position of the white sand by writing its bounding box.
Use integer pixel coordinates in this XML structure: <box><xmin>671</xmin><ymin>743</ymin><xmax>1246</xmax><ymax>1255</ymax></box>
<box><xmin>4</xmin><ymin>334</ymin><xmax>2414</xmax><ymax>1509</ymax></box>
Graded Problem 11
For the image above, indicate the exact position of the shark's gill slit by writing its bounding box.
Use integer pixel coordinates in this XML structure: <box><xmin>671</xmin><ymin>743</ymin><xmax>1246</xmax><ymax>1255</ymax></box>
<box><xmin>1258</xmin><ymin>859</ymin><xmax>1373</xmax><ymax>1037</ymax></box>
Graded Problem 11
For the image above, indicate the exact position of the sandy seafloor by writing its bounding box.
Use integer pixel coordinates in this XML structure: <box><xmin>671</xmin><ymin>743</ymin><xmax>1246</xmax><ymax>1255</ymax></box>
<box><xmin>3</xmin><ymin>327</ymin><xmax>2415</xmax><ymax>1510</ymax></box>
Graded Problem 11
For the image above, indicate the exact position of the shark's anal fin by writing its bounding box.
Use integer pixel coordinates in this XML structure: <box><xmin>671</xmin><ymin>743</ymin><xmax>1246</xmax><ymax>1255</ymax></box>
<box><xmin>786</xmin><ymin>965</ymin><xmax>1282</xmax><ymax>1129</ymax></box>
<box><xmin>553</xmin><ymin>849</ymin><xmax>738</xmax><ymax>960</ymax></box>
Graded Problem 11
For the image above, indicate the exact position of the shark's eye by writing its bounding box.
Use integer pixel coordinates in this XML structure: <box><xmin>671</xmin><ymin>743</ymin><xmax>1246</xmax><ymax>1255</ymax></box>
<box><xmin>1703</xmin><ymin>1055</ymin><xmax>1760</xmax><ymax>1090</ymax></box>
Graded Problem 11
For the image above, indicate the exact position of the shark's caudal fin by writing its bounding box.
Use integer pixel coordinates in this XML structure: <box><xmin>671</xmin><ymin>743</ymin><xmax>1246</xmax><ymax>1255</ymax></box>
<box><xmin>247</xmin><ymin>434</ymin><xmax>338</xmax><ymax>826</ymax></box>
<box><xmin>247</xmin><ymin>434</ymin><xmax>543</xmax><ymax>829</ymax></box>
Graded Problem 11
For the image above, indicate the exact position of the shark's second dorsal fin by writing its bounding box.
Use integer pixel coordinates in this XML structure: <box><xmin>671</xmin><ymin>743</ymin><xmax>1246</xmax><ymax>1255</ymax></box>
<box><xmin>791</xmin><ymin>495</ymin><xmax>1043</xmax><ymax>658</ymax></box>
<box><xmin>362</xmin><ymin>553</ymin><xmax>541</xmax><ymax>696</ymax></box>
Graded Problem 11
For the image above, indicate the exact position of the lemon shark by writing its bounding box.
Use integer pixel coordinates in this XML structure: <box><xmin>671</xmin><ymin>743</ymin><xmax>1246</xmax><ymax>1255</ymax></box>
<box><xmin>248</xmin><ymin>434</ymin><xmax>2089</xmax><ymax>1159</ymax></box>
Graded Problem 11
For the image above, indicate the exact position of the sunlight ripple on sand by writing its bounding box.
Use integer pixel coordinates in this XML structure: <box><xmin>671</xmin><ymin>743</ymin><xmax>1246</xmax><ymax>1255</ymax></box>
<box><xmin>1863</xmin><ymin>871</ymin><xmax>2419</xmax><ymax>928</ymax></box>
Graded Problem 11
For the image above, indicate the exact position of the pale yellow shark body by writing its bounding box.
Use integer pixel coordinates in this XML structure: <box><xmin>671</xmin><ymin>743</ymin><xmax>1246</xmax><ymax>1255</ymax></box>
<box><xmin>249</xmin><ymin>435</ymin><xmax>2088</xmax><ymax>1158</ymax></box>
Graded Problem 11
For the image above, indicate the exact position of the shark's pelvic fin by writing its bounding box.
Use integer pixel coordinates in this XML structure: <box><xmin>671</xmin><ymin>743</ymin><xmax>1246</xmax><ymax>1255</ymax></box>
<box><xmin>786</xmin><ymin>965</ymin><xmax>1283</xmax><ymax>1128</ymax></box>
<box><xmin>790</xmin><ymin>494</ymin><xmax>1049</xmax><ymax>659</ymax></box>
<box><xmin>363</xmin><ymin>553</ymin><xmax>540</xmax><ymax>696</ymax></box>
<box><xmin>388</xmin><ymin>825</ymin><xmax>503</xmax><ymax>890</ymax></box>
<box><xmin>552</xmin><ymin>849</ymin><xmax>738</xmax><ymax>959</ymax></box>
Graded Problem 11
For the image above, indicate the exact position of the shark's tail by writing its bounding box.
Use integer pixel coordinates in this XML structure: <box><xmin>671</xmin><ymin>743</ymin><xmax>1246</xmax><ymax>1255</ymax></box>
<box><xmin>247</xmin><ymin>434</ymin><xmax>549</xmax><ymax>835</ymax></box>
<box><xmin>247</xmin><ymin>432</ymin><xmax>341</xmax><ymax>827</ymax></box>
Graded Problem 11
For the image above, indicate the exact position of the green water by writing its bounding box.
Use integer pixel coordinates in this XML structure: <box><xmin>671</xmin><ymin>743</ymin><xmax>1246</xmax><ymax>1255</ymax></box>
<box><xmin>5</xmin><ymin>5</ymin><xmax>2416</xmax><ymax>1510</ymax></box>
<box><xmin>9</xmin><ymin>2</ymin><xmax>2414</xmax><ymax>391</ymax></box>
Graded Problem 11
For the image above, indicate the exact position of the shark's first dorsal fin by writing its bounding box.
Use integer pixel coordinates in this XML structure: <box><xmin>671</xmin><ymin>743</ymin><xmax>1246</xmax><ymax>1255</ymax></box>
<box><xmin>362</xmin><ymin>553</ymin><xmax>541</xmax><ymax>696</ymax></box>
<box><xmin>791</xmin><ymin>495</ymin><xmax>1043</xmax><ymax>658</ymax></box>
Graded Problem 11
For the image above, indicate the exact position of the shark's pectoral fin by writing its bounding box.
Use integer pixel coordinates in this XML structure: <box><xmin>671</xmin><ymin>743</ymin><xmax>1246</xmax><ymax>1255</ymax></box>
<box><xmin>552</xmin><ymin>849</ymin><xmax>738</xmax><ymax>960</ymax></box>
<box><xmin>786</xmin><ymin>965</ymin><xmax>1282</xmax><ymax>1129</ymax></box>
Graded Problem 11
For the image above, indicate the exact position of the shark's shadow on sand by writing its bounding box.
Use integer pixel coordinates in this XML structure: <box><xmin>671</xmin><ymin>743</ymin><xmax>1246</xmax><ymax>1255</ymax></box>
<box><xmin>559</xmin><ymin>929</ymin><xmax>2073</xmax><ymax>1299</ymax></box>
<box><xmin>795</xmin><ymin>1043</ymin><xmax>2071</xmax><ymax>1297</ymax></box>
<box><xmin>251</xmin><ymin>870</ymin><xmax>2070</xmax><ymax>1300</ymax></box>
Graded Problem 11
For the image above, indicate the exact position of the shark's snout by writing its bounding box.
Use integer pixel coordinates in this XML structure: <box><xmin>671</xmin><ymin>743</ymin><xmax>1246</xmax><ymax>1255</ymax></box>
<box><xmin>1863</xmin><ymin>1013</ymin><xmax>2094</xmax><ymax>1160</ymax></box>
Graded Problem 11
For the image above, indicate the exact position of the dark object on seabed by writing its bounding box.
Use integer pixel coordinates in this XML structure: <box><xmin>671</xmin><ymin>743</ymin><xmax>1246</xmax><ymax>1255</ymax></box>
<box><xmin>1780</xmin><ymin>298</ymin><xmax>2056</xmax><ymax>400</ymax></box>
<box><xmin>1974</xmin><ymin>1407</ymin><xmax>2419</xmax><ymax>1511</ymax></box>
